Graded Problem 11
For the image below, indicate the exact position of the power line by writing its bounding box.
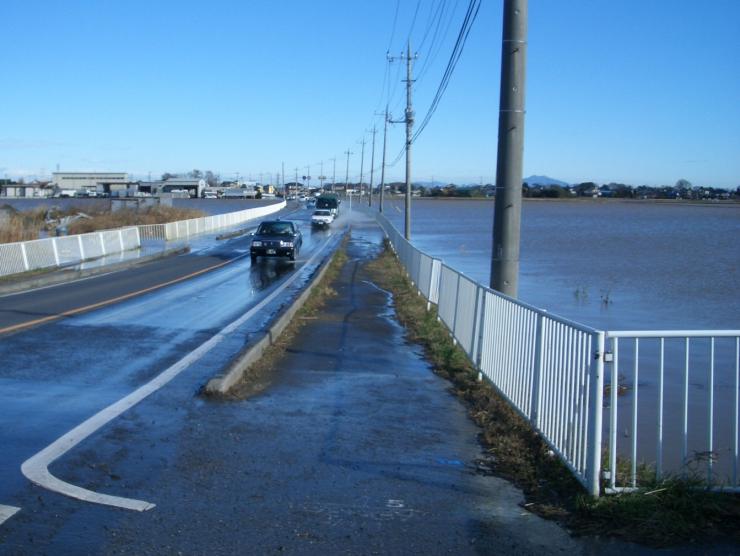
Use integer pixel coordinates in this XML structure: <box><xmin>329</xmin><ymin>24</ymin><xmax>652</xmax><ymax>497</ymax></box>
<box><xmin>412</xmin><ymin>0</ymin><xmax>481</xmax><ymax>143</ymax></box>
<box><xmin>415</xmin><ymin>0</ymin><xmax>461</xmax><ymax>85</ymax></box>
<box><xmin>406</xmin><ymin>0</ymin><xmax>422</xmax><ymax>42</ymax></box>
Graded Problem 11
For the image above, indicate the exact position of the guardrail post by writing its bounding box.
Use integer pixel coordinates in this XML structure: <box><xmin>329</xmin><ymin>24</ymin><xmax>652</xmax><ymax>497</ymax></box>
<box><xmin>118</xmin><ymin>230</ymin><xmax>124</xmax><ymax>252</ymax></box>
<box><xmin>77</xmin><ymin>235</ymin><xmax>85</xmax><ymax>261</ymax></box>
<box><xmin>530</xmin><ymin>312</ymin><xmax>545</xmax><ymax>426</ymax></box>
<box><xmin>586</xmin><ymin>331</ymin><xmax>606</xmax><ymax>497</ymax></box>
<box><xmin>51</xmin><ymin>237</ymin><xmax>60</xmax><ymax>267</ymax></box>
<box><xmin>99</xmin><ymin>233</ymin><xmax>106</xmax><ymax>256</ymax></box>
<box><xmin>20</xmin><ymin>243</ymin><xmax>30</xmax><ymax>271</ymax></box>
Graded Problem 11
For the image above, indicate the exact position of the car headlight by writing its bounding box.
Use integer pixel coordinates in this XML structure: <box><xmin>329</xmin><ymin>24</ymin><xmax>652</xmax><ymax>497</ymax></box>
<box><xmin>280</xmin><ymin>241</ymin><xmax>294</xmax><ymax>247</ymax></box>
<box><xmin>251</xmin><ymin>240</ymin><xmax>262</xmax><ymax>247</ymax></box>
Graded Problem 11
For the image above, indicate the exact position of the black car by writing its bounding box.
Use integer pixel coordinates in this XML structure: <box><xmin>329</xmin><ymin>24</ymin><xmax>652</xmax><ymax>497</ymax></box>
<box><xmin>250</xmin><ymin>220</ymin><xmax>302</xmax><ymax>263</ymax></box>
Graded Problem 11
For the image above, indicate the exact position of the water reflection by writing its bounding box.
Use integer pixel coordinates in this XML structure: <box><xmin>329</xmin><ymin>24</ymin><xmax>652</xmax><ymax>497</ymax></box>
<box><xmin>248</xmin><ymin>258</ymin><xmax>295</xmax><ymax>291</ymax></box>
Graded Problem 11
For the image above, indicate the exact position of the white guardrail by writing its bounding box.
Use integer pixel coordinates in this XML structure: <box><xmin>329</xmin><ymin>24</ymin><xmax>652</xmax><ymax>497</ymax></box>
<box><xmin>0</xmin><ymin>200</ymin><xmax>286</xmax><ymax>278</ymax></box>
<box><xmin>0</xmin><ymin>228</ymin><xmax>140</xmax><ymax>277</ymax></box>
<box><xmin>137</xmin><ymin>200</ymin><xmax>285</xmax><ymax>241</ymax></box>
<box><xmin>376</xmin><ymin>213</ymin><xmax>740</xmax><ymax>497</ymax></box>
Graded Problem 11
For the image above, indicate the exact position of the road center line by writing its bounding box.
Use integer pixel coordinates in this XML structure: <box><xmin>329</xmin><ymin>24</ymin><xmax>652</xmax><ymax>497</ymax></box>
<box><xmin>20</xmin><ymin>233</ymin><xmax>336</xmax><ymax>512</ymax></box>
<box><xmin>0</xmin><ymin>255</ymin><xmax>245</xmax><ymax>336</ymax></box>
<box><xmin>0</xmin><ymin>505</ymin><xmax>20</xmax><ymax>525</ymax></box>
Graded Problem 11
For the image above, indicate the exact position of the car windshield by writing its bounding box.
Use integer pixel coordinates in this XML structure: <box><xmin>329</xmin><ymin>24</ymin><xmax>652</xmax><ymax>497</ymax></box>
<box><xmin>314</xmin><ymin>210</ymin><xmax>330</xmax><ymax>216</ymax></box>
<box><xmin>257</xmin><ymin>222</ymin><xmax>293</xmax><ymax>235</ymax></box>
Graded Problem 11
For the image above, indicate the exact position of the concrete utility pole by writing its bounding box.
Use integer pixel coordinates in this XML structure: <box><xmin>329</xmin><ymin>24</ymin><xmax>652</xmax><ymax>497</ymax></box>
<box><xmin>491</xmin><ymin>0</ymin><xmax>528</xmax><ymax>297</ymax></box>
<box><xmin>331</xmin><ymin>157</ymin><xmax>336</xmax><ymax>191</ymax></box>
<box><xmin>369</xmin><ymin>125</ymin><xmax>377</xmax><ymax>207</ymax></box>
<box><xmin>319</xmin><ymin>161</ymin><xmax>324</xmax><ymax>190</ymax></box>
<box><xmin>281</xmin><ymin>162</ymin><xmax>285</xmax><ymax>195</ymax></box>
<box><xmin>305</xmin><ymin>165</ymin><xmax>310</xmax><ymax>190</ymax></box>
<box><xmin>379</xmin><ymin>105</ymin><xmax>389</xmax><ymax>213</ymax></box>
<box><xmin>294</xmin><ymin>167</ymin><xmax>299</xmax><ymax>193</ymax></box>
<box><xmin>358</xmin><ymin>137</ymin><xmax>366</xmax><ymax>201</ymax></box>
<box><xmin>344</xmin><ymin>149</ymin><xmax>353</xmax><ymax>196</ymax></box>
<box><xmin>389</xmin><ymin>41</ymin><xmax>417</xmax><ymax>239</ymax></box>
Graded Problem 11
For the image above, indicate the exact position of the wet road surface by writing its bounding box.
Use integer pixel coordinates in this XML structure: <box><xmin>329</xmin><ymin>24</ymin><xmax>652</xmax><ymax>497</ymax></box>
<box><xmin>0</xmin><ymin>210</ymin><xmax>664</xmax><ymax>554</ymax></box>
<box><xmin>0</xmin><ymin>205</ymin><xmax>345</xmax><ymax>531</ymax></box>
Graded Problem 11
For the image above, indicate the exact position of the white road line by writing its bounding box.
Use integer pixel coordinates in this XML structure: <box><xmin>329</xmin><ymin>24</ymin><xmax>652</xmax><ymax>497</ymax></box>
<box><xmin>21</xmin><ymin>233</ymin><xmax>336</xmax><ymax>512</ymax></box>
<box><xmin>0</xmin><ymin>505</ymin><xmax>20</xmax><ymax>525</ymax></box>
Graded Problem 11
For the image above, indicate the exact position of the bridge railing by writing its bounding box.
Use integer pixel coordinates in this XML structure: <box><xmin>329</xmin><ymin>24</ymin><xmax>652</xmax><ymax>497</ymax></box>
<box><xmin>376</xmin><ymin>212</ymin><xmax>739</xmax><ymax>496</ymax></box>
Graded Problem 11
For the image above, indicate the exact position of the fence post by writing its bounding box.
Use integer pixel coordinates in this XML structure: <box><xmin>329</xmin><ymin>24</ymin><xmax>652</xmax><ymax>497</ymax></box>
<box><xmin>586</xmin><ymin>331</ymin><xmax>606</xmax><ymax>497</ymax></box>
<box><xmin>51</xmin><ymin>238</ymin><xmax>60</xmax><ymax>267</ymax></box>
<box><xmin>451</xmin><ymin>272</ymin><xmax>461</xmax><ymax>345</ymax></box>
<box><xmin>530</xmin><ymin>312</ymin><xmax>546</xmax><ymax>426</ymax></box>
<box><xmin>474</xmin><ymin>288</ymin><xmax>487</xmax><ymax>378</ymax></box>
<box><xmin>77</xmin><ymin>235</ymin><xmax>85</xmax><ymax>261</ymax></box>
<box><xmin>20</xmin><ymin>242</ymin><xmax>30</xmax><ymax>271</ymax></box>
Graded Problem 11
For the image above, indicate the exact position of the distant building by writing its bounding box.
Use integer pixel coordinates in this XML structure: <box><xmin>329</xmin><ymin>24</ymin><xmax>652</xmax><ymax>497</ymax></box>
<box><xmin>0</xmin><ymin>181</ymin><xmax>54</xmax><ymax>198</ymax></box>
<box><xmin>52</xmin><ymin>172</ymin><xmax>128</xmax><ymax>195</ymax></box>
<box><xmin>159</xmin><ymin>178</ymin><xmax>206</xmax><ymax>198</ymax></box>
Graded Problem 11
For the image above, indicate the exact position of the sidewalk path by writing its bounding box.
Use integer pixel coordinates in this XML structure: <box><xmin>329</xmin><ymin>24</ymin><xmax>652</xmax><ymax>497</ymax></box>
<box><xmin>102</xmin><ymin>217</ymin><xmax>648</xmax><ymax>555</ymax></box>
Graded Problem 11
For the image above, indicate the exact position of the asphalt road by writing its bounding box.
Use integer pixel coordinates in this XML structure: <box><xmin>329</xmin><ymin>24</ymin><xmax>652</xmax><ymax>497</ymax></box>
<box><xmin>0</xmin><ymin>203</ymin><xmax>344</xmax><ymax>538</ymax></box>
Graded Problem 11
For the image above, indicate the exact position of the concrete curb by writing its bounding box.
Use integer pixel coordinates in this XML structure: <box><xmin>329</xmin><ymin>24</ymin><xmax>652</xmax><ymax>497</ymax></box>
<box><xmin>204</xmin><ymin>233</ymin><xmax>345</xmax><ymax>395</ymax></box>
<box><xmin>0</xmin><ymin>247</ymin><xmax>190</xmax><ymax>296</ymax></box>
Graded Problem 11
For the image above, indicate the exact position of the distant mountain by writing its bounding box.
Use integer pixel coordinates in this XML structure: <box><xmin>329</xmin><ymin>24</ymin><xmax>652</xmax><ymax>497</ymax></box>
<box><xmin>524</xmin><ymin>175</ymin><xmax>570</xmax><ymax>187</ymax></box>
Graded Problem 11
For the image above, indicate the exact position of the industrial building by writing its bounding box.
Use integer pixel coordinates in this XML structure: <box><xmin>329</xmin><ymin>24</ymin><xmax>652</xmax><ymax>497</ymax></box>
<box><xmin>51</xmin><ymin>172</ymin><xmax>128</xmax><ymax>196</ymax></box>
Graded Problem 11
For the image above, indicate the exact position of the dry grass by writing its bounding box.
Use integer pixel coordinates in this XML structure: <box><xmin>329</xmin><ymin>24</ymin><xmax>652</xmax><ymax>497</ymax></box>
<box><xmin>0</xmin><ymin>207</ymin><xmax>48</xmax><ymax>243</ymax></box>
<box><xmin>0</xmin><ymin>205</ymin><xmax>206</xmax><ymax>243</ymax></box>
<box><xmin>67</xmin><ymin>206</ymin><xmax>205</xmax><ymax>234</ymax></box>
<box><xmin>365</xmin><ymin>240</ymin><xmax>740</xmax><ymax>548</ymax></box>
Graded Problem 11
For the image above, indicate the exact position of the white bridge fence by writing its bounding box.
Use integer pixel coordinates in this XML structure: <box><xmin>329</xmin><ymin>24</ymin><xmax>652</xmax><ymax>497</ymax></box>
<box><xmin>0</xmin><ymin>200</ymin><xmax>286</xmax><ymax>278</ymax></box>
<box><xmin>376</xmin><ymin>213</ymin><xmax>740</xmax><ymax>497</ymax></box>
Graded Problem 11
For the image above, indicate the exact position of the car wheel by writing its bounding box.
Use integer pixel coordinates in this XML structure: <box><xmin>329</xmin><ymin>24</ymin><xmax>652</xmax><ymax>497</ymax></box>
<box><xmin>289</xmin><ymin>249</ymin><xmax>296</xmax><ymax>261</ymax></box>
<box><xmin>250</xmin><ymin>255</ymin><xmax>257</xmax><ymax>264</ymax></box>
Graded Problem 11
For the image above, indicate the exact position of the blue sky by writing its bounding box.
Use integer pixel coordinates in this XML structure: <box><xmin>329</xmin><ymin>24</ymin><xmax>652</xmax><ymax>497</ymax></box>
<box><xmin>1</xmin><ymin>0</ymin><xmax>738</xmax><ymax>188</ymax></box>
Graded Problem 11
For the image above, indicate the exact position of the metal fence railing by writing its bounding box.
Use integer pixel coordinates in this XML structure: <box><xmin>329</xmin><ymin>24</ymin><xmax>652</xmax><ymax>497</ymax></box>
<box><xmin>604</xmin><ymin>331</ymin><xmax>740</xmax><ymax>493</ymax></box>
<box><xmin>375</xmin><ymin>212</ymin><xmax>739</xmax><ymax>497</ymax></box>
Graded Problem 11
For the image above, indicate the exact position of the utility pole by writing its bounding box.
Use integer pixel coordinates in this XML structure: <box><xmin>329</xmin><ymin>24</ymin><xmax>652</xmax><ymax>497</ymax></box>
<box><xmin>368</xmin><ymin>125</ymin><xmax>377</xmax><ymax>207</ymax></box>
<box><xmin>389</xmin><ymin>41</ymin><xmax>417</xmax><ymax>239</ymax></box>
<box><xmin>331</xmin><ymin>157</ymin><xmax>336</xmax><ymax>192</ymax></box>
<box><xmin>294</xmin><ymin>167</ymin><xmax>299</xmax><ymax>196</ymax></box>
<box><xmin>305</xmin><ymin>165</ymin><xmax>310</xmax><ymax>190</ymax></box>
<box><xmin>319</xmin><ymin>161</ymin><xmax>324</xmax><ymax>190</ymax></box>
<box><xmin>344</xmin><ymin>149</ymin><xmax>353</xmax><ymax>198</ymax></box>
<box><xmin>379</xmin><ymin>105</ymin><xmax>389</xmax><ymax>213</ymax></box>
<box><xmin>357</xmin><ymin>136</ymin><xmax>366</xmax><ymax>201</ymax></box>
<box><xmin>281</xmin><ymin>162</ymin><xmax>285</xmax><ymax>196</ymax></box>
<box><xmin>491</xmin><ymin>0</ymin><xmax>528</xmax><ymax>297</ymax></box>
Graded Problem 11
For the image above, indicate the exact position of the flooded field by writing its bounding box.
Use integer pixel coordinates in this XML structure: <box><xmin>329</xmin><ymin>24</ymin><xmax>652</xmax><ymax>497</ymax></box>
<box><xmin>380</xmin><ymin>198</ymin><xmax>739</xmax><ymax>331</ymax></box>
<box><xmin>380</xmin><ymin>197</ymin><xmax>740</xmax><ymax>480</ymax></box>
